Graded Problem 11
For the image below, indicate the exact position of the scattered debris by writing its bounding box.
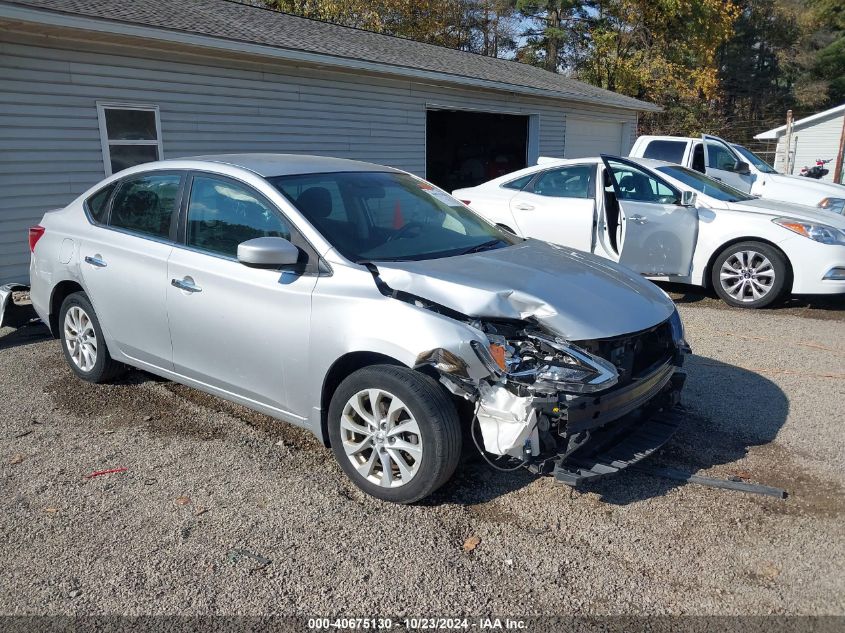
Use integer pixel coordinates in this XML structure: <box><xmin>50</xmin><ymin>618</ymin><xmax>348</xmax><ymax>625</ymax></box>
<box><xmin>728</xmin><ymin>469</ymin><xmax>753</xmax><ymax>481</ymax></box>
<box><xmin>463</xmin><ymin>535</ymin><xmax>481</xmax><ymax>552</ymax></box>
<box><xmin>44</xmin><ymin>507</ymin><xmax>59</xmax><ymax>514</ymax></box>
<box><xmin>143</xmin><ymin>478</ymin><xmax>157</xmax><ymax>486</ymax></box>
<box><xmin>84</xmin><ymin>467</ymin><xmax>128</xmax><ymax>479</ymax></box>
<box><xmin>760</xmin><ymin>562</ymin><xmax>781</xmax><ymax>581</ymax></box>
<box><xmin>632</xmin><ymin>465</ymin><xmax>787</xmax><ymax>499</ymax></box>
<box><xmin>9</xmin><ymin>453</ymin><xmax>24</xmax><ymax>465</ymax></box>
<box><xmin>143</xmin><ymin>415</ymin><xmax>153</xmax><ymax>422</ymax></box>
<box><xmin>226</xmin><ymin>548</ymin><xmax>272</xmax><ymax>572</ymax></box>
<box><xmin>68</xmin><ymin>589</ymin><xmax>82</xmax><ymax>599</ymax></box>
<box><xmin>194</xmin><ymin>506</ymin><xmax>209</xmax><ymax>516</ymax></box>
<box><xmin>14</xmin><ymin>430</ymin><xmax>33</xmax><ymax>439</ymax></box>
<box><xmin>175</xmin><ymin>496</ymin><xmax>191</xmax><ymax>505</ymax></box>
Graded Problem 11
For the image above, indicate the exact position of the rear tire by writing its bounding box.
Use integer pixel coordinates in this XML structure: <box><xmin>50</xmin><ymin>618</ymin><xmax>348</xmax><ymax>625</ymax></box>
<box><xmin>328</xmin><ymin>365</ymin><xmax>461</xmax><ymax>503</ymax></box>
<box><xmin>59</xmin><ymin>292</ymin><xmax>124</xmax><ymax>383</ymax></box>
<box><xmin>711</xmin><ymin>241</ymin><xmax>788</xmax><ymax>309</ymax></box>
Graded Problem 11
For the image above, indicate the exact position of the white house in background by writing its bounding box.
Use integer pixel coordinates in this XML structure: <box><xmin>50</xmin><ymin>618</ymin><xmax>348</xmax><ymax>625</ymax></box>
<box><xmin>754</xmin><ymin>103</ymin><xmax>845</xmax><ymax>182</ymax></box>
<box><xmin>0</xmin><ymin>0</ymin><xmax>658</xmax><ymax>284</ymax></box>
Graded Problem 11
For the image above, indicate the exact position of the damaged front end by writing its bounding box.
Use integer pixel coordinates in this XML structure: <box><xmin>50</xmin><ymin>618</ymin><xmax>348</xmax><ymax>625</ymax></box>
<box><xmin>418</xmin><ymin>311</ymin><xmax>689</xmax><ymax>486</ymax></box>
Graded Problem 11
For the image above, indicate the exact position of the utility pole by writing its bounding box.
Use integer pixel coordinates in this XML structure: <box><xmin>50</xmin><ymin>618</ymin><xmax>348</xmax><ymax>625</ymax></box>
<box><xmin>784</xmin><ymin>110</ymin><xmax>794</xmax><ymax>175</ymax></box>
<box><xmin>834</xmin><ymin>113</ymin><xmax>845</xmax><ymax>184</ymax></box>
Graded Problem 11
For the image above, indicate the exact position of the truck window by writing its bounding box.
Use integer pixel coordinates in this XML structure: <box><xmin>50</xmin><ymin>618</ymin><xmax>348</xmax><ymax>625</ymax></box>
<box><xmin>642</xmin><ymin>140</ymin><xmax>686</xmax><ymax>164</ymax></box>
<box><xmin>691</xmin><ymin>144</ymin><xmax>705</xmax><ymax>173</ymax></box>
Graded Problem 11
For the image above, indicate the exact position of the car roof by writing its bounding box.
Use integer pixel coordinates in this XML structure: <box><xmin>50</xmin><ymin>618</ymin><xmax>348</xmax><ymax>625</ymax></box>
<box><xmin>164</xmin><ymin>153</ymin><xmax>399</xmax><ymax>177</ymax></box>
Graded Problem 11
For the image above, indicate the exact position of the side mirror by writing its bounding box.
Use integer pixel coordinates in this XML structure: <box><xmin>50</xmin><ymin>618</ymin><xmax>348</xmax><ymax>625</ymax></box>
<box><xmin>237</xmin><ymin>236</ymin><xmax>300</xmax><ymax>268</ymax></box>
<box><xmin>735</xmin><ymin>161</ymin><xmax>751</xmax><ymax>175</ymax></box>
<box><xmin>679</xmin><ymin>190</ymin><xmax>697</xmax><ymax>207</ymax></box>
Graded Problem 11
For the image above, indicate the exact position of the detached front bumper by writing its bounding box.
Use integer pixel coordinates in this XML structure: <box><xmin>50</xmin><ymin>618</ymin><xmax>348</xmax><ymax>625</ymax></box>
<box><xmin>524</xmin><ymin>357</ymin><xmax>685</xmax><ymax>485</ymax></box>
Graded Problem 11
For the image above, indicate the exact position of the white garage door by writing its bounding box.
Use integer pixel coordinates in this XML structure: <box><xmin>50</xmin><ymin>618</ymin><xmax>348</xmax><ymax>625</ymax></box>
<box><xmin>565</xmin><ymin>117</ymin><xmax>625</xmax><ymax>158</ymax></box>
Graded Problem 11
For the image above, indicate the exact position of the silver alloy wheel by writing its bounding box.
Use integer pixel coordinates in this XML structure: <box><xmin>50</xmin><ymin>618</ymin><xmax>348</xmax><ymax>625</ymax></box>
<box><xmin>340</xmin><ymin>388</ymin><xmax>422</xmax><ymax>488</ymax></box>
<box><xmin>719</xmin><ymin>250</ymin><xmax>776</xmax><ymax>303</ymax></box>
<box><xmin>64</xmin><ymin>305</ymin><xmax>98</xmax><ymax>372</ymax></box>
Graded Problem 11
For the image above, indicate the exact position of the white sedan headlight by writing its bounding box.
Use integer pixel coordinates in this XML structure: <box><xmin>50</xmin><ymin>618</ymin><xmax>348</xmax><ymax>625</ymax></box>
<box><xmin>818</xmin><ymin>198</ymin><xmax>845</xmax><ymax>215</ymax></box>
<box><xmin>773</xmin><ymin>218</ymin><xmax>845</xmax><ymax>246</ymax></box>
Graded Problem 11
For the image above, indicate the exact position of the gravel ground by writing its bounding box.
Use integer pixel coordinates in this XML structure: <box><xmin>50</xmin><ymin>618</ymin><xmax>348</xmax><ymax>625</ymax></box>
<box><xmin>1</xmin><ymin>297</ymin><xmax>843</xmax><ymax>617</ymax></box>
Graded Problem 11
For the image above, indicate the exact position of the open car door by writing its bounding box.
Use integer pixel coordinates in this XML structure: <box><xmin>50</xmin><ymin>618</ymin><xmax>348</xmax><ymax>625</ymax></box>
<box><xmin>601</xmin><ymin>155</ymin><xmax>698</xmax><ymax>277</ymax></box>
<box><xmin>701</xmin><ymin>134</ymin><xmax>754</xmax><ymax>192</ymax></box>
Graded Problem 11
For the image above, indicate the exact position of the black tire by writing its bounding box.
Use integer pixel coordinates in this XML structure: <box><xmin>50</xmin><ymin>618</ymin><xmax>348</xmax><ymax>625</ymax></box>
<box><xmin>328</xmin><ymin>365</ymin><xmax>461</xmax><ymax>504</ymax></box>
<box><xmin>58</xmin><ymin>292</ymin><xmax>124</xmax><ymax>383</ymax></box>
<box><xmin>711</xmin><ymin>241</ymin><xmax>789</xmax><ymax>309</ymax></box>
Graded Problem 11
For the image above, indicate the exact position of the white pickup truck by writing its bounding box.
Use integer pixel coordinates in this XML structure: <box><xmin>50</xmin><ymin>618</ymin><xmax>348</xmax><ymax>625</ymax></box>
<box><xmin>629</xmin><ymin>134</ymin><xmax>845</xmax><ymax>215</ymax></box>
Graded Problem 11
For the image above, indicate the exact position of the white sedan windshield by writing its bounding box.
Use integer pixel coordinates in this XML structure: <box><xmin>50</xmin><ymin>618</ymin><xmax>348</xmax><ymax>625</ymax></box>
<box><xmin>656</xmin><ymin>165</ymin><xmax>755</xmax><ymax>202</ymax></box>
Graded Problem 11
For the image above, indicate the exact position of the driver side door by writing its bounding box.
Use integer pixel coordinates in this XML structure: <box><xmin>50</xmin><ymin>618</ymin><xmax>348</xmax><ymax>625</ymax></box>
<box><xmin>702</xmin><ymin>134</ymin><xmax>754</xmax><ymax>192</ymax></box>
<box><xmin>601</xmin><ymin>156</ymin><xmax>698</xmax><ymax>277</ymax></box>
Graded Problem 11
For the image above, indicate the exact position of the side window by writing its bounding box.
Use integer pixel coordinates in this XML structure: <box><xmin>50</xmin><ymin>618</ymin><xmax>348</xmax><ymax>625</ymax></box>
<box><xmin>97</xmin><ymin>103</ymin><xmax>163</xmax><ymax>176</ymax></box>
<box><xmin>607</xmin><ymin>161</ymin><xmax>677</xmax><ymax>204</ymax></box>
<box><xmin>691</xmin><ymin>144</ymin><xmax>705</xmax><ymax>173</ymax></box>
<box><xmin>501</xmin><ymin>174</ymin><xmax>533</xmax><ymax>190</ymax></box>
<box><xmin>705</xmin><ymin>141</ymin><xmax>739</xmax><ymax>171</ymax></box>
<box><xmin>86</xmin><ymin>182</ymin><xmax>116</xmax><ymax>224</ymax></box>
<box><xmin>186</xmin><ymin>175</ymin><xmax>291</xmax><ymax>258</ymax></box>
<box><xmin>642</xmin><ymin>140</ymin><xmax>686</xmax><ymax>164</ymax></box>
<box><xmin>531</xmin><ymin>165</ymin><xmax>594</xmax><ymax>199</ymax></box>
<box><xmin>109</xmin><ymin>173</ymin><xmax>181</xmax><ymax>239</ymax></box>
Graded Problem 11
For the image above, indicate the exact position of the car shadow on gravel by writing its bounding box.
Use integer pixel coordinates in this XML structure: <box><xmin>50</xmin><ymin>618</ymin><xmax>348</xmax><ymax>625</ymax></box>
<box><xmin>0</xmin><ymin>321</ymin><xmax>51</xmax><ymax>351</ymax></box>
<box><xmin>581</xmin><ymin>353</ymin><xmax>790</xmax><ymax>505</ymax></box>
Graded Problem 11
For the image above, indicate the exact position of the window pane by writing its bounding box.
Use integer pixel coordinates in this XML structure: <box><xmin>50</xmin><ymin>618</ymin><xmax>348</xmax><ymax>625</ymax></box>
<box><xmin>109</xmin><ymin>144</ymin><xmax>159</xmax><ymax>174</ymax></box>
<box><xmin>532</xmin><ymin>165</ymin><xmax>593</xmax><ymax>198</ymax></box>
<box><xmin>105</xmin><ymin>108</ymin><xmax>157</xmax><ymax>141</ymax></box>
<box><xmin>501</xmin><ymin>174</ymin><xmax>533</xmax><ymax>190</ymax></box>
<box><xmin>705</xmin><ymin>141</ymin><xmax>738</xmax><ymax>170</ymax></box>
<box><xmin>110</xmin><ymin>174</ymin><xmax>181</xmax><ymax>239</ymax></box>
<box><xmin>187</xmin><ymin>176</ymin><xmax>291</xmax><ymax>258</ymax></box>
<box><xmin>642</xmin><ymin>140</ymin><xmax>686</xmax><ymax>164</ymax></box>
<box><xmin>608</xmin><ymin>161</ymin><xmax>677</xmax><ymax>204</ymax></box>
<box><xmin>86</xmin><ymin>183</ymin><xmax>116</xmax><ymax>224</ymax></box>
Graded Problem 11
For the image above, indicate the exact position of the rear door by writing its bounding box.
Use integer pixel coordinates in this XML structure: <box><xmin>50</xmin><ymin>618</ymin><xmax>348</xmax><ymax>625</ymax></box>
<box><xmin>79</xmin><ymin>170</ymin><xmax>184</xmax><ymax>368</ymax></box>
<box><xmin>507</xmin><ymin>163</ymin><xmax>597</xmax><ymax>251</ymax></box>
<box><xmin>702</xmin><ymin>134</ymin><xmax>754</xmax><ymax>192</ymax></box>
<box><xmin>166</xmin><ymin>172</ymin><xmax>317</xmax><ymax>413</ymax></box>
<box><xmin>601</xmin><ymin>156</ymin><xmax>698</xmax><ymax>276</ymax></box>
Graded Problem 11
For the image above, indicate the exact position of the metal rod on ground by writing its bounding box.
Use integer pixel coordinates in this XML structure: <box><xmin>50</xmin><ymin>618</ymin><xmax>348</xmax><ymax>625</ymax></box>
<box><xmin>632</xmin><ymin>465</ymin><xmax>787</xmax><ymax>499</ymax></box>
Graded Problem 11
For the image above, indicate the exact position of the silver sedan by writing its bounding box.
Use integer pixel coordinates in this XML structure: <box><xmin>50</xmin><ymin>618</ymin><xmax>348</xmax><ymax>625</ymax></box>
<box><xmin>27</xmin><ymin>154</ymin><xmax>688</xmax><ymax>503</ymax></box>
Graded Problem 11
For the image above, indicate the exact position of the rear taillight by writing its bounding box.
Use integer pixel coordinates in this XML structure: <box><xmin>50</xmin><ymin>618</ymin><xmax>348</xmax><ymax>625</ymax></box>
<box><xmin>29</xmin><ymin>225</ymin><xmax>45</xmax><ymax>253</ymax></box>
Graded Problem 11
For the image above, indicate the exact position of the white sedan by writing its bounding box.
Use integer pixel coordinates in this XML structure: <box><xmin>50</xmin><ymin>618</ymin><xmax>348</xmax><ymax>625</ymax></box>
<box><xmin>453</xmin><ymin>156</ymin><xmax>845</xmax><ymax>308</ymax></box>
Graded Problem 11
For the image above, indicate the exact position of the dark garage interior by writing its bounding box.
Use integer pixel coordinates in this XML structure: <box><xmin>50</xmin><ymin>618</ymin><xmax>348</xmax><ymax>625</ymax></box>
<box><xmin>426</xmin><ymin>109</ymin><xmax>528</xmax><ymax>192</ymax></box>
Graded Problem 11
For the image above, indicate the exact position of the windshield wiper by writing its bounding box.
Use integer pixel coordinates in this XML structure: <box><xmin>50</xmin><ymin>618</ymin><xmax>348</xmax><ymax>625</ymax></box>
<box><xmin>458</xmin><ymin>239</ymin><xmax>504</xmax><ymax>256</ymax></box>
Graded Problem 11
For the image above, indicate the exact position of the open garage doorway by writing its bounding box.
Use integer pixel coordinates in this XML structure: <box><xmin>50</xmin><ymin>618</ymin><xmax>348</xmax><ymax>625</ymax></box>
<box><xmin>426</xmin><ymin>109</ymin><xmax>528</xmax><ymax>192</ymax></box>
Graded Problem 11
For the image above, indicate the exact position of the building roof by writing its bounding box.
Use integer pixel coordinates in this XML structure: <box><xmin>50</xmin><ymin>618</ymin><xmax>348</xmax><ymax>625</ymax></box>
<box><xmin>0</xmin><ymin>0</ymin><xmax>659</xmax><ymax>112</ymax></box>
<box><xmin>754</xmin><ymin>103</ymin><xmax>845</xmax><ymax>140</ymax></box>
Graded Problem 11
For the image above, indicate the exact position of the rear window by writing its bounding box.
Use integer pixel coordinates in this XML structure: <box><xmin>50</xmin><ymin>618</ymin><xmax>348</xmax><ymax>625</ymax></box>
<box><xmin>86</xmin><ymin>183</ymin><xmax>116</xmax><ymax>224</ymax></box>
<box><xmin>643</xmin><ymin>140</ymin><xmax>686</xmax><ymax>164</ymax></box>
<box><xmin>109</xmin><ymin>173</ymin><xmax>181</xmax><ymax>239</ymax></box>
<box><xmin>501</xmin><ymin>174</ymin><xmax>533</xmax><ymax>190</ymax></box>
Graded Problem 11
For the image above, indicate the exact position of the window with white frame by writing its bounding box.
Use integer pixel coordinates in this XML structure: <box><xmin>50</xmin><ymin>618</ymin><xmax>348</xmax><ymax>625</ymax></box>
<box><xmin>96</xmin><ymin>103</ymin><xmax>163</xmax><ymax>175</ymax></box>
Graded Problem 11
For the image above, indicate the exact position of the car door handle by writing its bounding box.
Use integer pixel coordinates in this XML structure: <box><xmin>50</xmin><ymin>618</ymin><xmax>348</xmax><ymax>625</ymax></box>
<box><xmin>514</xmin><ymin>203</ymin><xmax>535</xmax><ymax>211</ymax></box>
<box><xmin>84</xmin><ymin>255</ymin><xmax>107</xmax><ymax>268</ymax></box>
<box><xmin>629</xmin><ymin>215</ymin><xmax>648</xmax><ymax>224</ymax></box>
<box><xmin>171</xmin><ymin>277</ymin><xmax>202</xmax><ymax>293</ymax></box>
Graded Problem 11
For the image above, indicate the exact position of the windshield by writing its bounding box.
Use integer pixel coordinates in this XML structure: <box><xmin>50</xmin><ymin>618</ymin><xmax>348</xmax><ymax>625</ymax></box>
<box><xmin>267</xmin><ymin>171</ymin><xmax>519</xmax><ymax>262</ymax></box>
<box><xmin>655</xmin><ymin>165</ymin><xmax>755</xmax><ymax>202</ymax></box>
<box><xmin>732</xmin><ymin>144</ymin><xmax>777</xmax><ymax>173</ymax></box>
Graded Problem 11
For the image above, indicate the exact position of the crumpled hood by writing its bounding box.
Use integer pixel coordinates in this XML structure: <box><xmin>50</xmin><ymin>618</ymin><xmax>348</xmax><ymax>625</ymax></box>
<box><xmin>730</xmin><ymin>197</ymin><xmax>845</xmax><ymax>228</ymax></box>
<box><xmin>375</xmin><ymin>240</ymin><xmax>675</xmax><ymax>341</ymax></box>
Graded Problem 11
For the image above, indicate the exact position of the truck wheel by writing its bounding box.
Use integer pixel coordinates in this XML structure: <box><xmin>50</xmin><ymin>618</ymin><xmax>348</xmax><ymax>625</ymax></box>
<box><xmin>328</xmin><ymin>365</ymin><xmax>461</xmax><ymax>504</ymax></box>
<box><xmin>711</xmin><ymin>241</ymin><xmax>788</xmax><ymax>308</ymax></box>
<box><xmin>59</xmin><ymin>292</ymin><xmax>124</xmax><ymax>383</ymax></box>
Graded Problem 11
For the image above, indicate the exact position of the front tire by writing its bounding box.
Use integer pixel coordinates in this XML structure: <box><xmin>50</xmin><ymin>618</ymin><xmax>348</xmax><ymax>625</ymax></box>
<box><xmin>711</xmin><ymin>241</ymin><xmax>788</xmax><ymax>308</ymax></box>
<box><xmin>328</xmin><ymin>365</ymin><xmax>461</xmax><ymax>504</ymax></box>
<box><xmin>59</xmin><ymin>292</ymin><xmax>123</xmax><ymax>383</ymax></box>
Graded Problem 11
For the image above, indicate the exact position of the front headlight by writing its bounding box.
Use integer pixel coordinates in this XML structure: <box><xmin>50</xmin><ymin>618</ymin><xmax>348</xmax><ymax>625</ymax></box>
<box><xmin>773</xmin><ymin>218</ymin><xmax>845</xmax><ymax>245</ymax></box>
<box><xmin>818</xmin><ymin>198</ymin><xmax>845</xmax><ymax>215</ymax></box>
<box><xmin>668</xmin><ymin>307</ymin><xmax>689</xmax><ymax>351</ymax></box>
